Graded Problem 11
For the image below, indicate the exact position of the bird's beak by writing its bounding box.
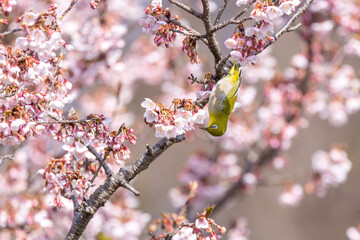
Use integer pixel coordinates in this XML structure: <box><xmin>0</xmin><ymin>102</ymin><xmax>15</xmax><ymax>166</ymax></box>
<box><xmin>200</xmin><ymin>126</ymin><xmax>208</xmax><ymax>130</ymax></box>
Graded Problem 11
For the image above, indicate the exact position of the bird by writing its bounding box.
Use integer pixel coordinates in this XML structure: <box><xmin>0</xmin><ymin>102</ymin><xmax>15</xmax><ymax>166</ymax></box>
<box><xmin>203</xmin><ymin>62</ymin><xmax>242</xmax><ymax>136</ymax></box>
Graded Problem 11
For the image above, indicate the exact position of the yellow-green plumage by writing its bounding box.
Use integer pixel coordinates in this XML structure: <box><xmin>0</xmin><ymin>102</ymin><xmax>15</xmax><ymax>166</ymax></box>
<box><xmin>205</xmin><ymin>63</ymin><xmax>241</xmax><ymax>136</ymax></box>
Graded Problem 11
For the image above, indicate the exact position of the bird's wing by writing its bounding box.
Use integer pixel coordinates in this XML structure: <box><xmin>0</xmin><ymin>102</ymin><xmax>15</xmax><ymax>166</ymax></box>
<box><xmin>226</xmin><ymin>72</ymin><xmax>241</xmax><ymax>101</ymax></box>
<box><xmin>227</xmin><ymin>70</ymin><xmax>242</xmax><ymax>112</ymax></box>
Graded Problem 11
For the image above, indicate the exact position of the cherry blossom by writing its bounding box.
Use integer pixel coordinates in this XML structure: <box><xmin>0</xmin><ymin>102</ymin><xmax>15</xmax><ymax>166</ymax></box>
<box><xmin>306</xmin><ymin>147</ymin><xmax>352</xmax><ymax>197</ymax></box>
<box><xmin>138</xmin><ymin>1</ymin><xmax>180</xmax><ymax>48</ymax></box>
<box><xmin>347</xmin><ymin>226</ymin><xmax>360</xmax><ymax>240</ymax></box>
<box><xmin>227</xmin><ymin>218</ymin><xmax>251</xmax><ymax>240</ymax></box>
<box><xmin>278</xmin><ymin>183</ymin><xmax>304</xmax><ymax>207</ymax></box>
<box><xmin>141</xmin><ymin>98</ymin><xmax>206</xmax><ymax>138</ymax></box>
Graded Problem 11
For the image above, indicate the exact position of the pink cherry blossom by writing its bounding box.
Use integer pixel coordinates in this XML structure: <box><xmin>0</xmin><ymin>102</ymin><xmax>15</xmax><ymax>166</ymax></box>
<box><xmin>228</xmin><ymin>218</ymin><xmax>251</xmax><ymax>240</ymax></box>
<box><xmin>278</xmin><ymin>183</ymin><xmax>304</xmax><ymax>207</ymax></box>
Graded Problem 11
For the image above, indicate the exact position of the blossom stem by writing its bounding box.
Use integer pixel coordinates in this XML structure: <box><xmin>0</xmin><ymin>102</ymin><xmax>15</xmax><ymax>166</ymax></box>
<box><xmin>59</xmin><ymin>0</ymin><xmax>79</xmax><ymax>20</ymax></box>
<box><xmin>214</xmin><ymin>0</ymin><xmax>229</xmax><ymax>25</ymax></box>
<box><xmin>168</xmin><ymin>0</ymin><xmax>203</xmax><ymax>19</ymax></box>
<box><xmin>0</xmin><ymin>28</ymin><xmax>21</xmax><ymax>37</ymax></box>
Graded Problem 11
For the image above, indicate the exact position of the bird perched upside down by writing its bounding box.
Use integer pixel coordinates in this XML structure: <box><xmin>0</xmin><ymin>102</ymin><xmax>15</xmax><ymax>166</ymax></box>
<box><xmin>203</xmin><ymin>62</ymin><xmax>242</xmax><ymax>136</ymax></box>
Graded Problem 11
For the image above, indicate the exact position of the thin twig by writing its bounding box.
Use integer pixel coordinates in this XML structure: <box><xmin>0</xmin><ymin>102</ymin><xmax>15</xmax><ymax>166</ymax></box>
<box><xmin>262</xmin><ymin>0</ymin><xmax>315</xmax><ymax>52</ymax></box>
<box><xmin>211</xmin><ymin>0</ymin><xmax>255</xmax><ymax>33</ymax></box>
<box><xmin>168</xmin><ymin>18</ymin><xmax>200</xmax><ymax>35</ymax></box>
<box><xmin>169</xmin><ymin>29</ymin><xmax>199</xmax><ymax>37</ymax></box>
<box><xmin>214</xmin><ymin>0</ymin><xmax>229</xmax><ymax>25</ymax></box>
<box><xmin>0</xmin><ymin>28</ymin><xmax>21</xmax><ymax>37</ymax></box>
<box><xmin>59</xmin><ymin>0</ymin><xmax>79</xmax><ymax>20</ymax></box>
<box><xmin>168</xmin><ymin>0</ymin><xmax>203</xmax><ymax>19</ymax></box>
<box><xmin>121</xmin><ymin>180</ymin><xmax>140</xmax><ymax>196</ymax></box>
<box><xmin>0</xmin><ymin>155</ymin><xmax>14</xmax><ymax>161</ymax></box>
<box><xmin>211</xmin><ymin>16</ymin><xmax>252</xmax><ymax>33</ymax></box>
<box><xmin>168</xmin><ymin>19</ymin><xmax>209</xmax><ymax>45</ymax></box>
<box><xmin>84</xmin><ymin>143</ymin><xmax>112</xmax><ymax>177</ymax></box>
<box><xmin>165</xmin><ymin>222</ymin><xmax>194</xmax><ymax>240</ymax></box>
<box><xmin>0</xmin><ymin>92</ymin><xmax>16</xmax><ymax>100</ymax></box>
<box><xmin>234</xmin><ymin>0</ymin><xmax>256</xmax><ymax>20</ymax></box>
<box><xmin>70</xmin><ymin>183</ymin><xmax>80</xmax><ymax>211</ymax></box>
<box><xmin>89</xmin><ymin>152</ymin><xmax>108</xmax><ymax>184</ymax></box>
<box><xmin>35</xmin><ymin>119</ymin><xmax>92</xmax><ymax>125</ymax></box>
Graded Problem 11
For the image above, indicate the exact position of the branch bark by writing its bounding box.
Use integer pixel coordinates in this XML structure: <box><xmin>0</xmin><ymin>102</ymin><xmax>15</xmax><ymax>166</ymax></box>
<box><xmin>200</xmin><ymin>0</ymin><xmax>223</xmax><ymax>79</ymax></box>
<box><xmin>214</xmin><ymin>0</ymin><xmax>229</xmax><ymax>25</ymax></box>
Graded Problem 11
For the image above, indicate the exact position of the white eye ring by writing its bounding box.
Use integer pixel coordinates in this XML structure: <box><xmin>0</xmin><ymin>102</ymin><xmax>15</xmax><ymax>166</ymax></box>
<box><xmin>211</xmin><ymin>124</ymin><xmax>218</xmax><ymax>129</ymax></box>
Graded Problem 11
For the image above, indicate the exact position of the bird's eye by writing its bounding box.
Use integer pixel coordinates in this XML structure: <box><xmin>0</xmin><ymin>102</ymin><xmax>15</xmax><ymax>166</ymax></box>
<box><xmin>211</xmin><ymin>124</ymin><xmax>218</xmax><ymax>129</ymax></box>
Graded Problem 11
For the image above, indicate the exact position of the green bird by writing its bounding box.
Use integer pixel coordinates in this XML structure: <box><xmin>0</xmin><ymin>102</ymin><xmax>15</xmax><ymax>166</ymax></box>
<box><xmin>203</xmin><ymin>62</ymin><xmax>242</xmax><ymax>136</ymax></box>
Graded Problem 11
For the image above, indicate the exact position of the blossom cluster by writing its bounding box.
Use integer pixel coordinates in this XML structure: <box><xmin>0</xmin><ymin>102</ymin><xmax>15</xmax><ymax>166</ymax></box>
<box><xmin>36</xmin><ymin>116</ymin><xmax>136</xmax><ymax>207</ymax></box>
<box><xmin>304</xmin><ymin>62</ymin><xmax>360</xmax><ymax>127</ymax></box>
<box><xmin>138</xmin><ymin>0</ymin><xmax>202</xmax><ymax>64</ymax></box>
<box><xmin>0</xmin><ymin>7</ymin><xmax>73</xmax><ymax>146</ymax></box>
<box><xmin>0</xmin><ymin>6</ymin><xmax>137</xmax><ymax>210</ymax></box>
<box><xmin>227</xmin><ymin>217</ymin><xmax>251</xmax><ymax>240</ymax></box>
<box><xmin>278</xmin><ymin>182</ymin><xmax>304</xmax><ymax>207</ymax></box>
<box><xmin>193</xmin><ymin>206</ymin><xmax>227</xmax><ymax>240</ymax></box>
<box><xmin>0</xmin><ymin>136</ymin><xmax>147</xmax><ymax>240</ymax></box>
<box><xmin>0</xmin><ymin>194</ymin><xmax>55</xmax><ymax>239</ymax></box>
<box><xmin>0</xmin><ymin>0</ymin><xmax>16</xmax><ymax>17</ymax></box>
<box><xmin>308</xmin><ymin>0</ymin><xmax>360</xmax><ymax>57</ymax></box>
<box><xmin>37</xmin><ymin>156</ymin><xmax>92</xmax><ymax>208</ymax></box>
<box><xmin>182</xmin><ymin>36</ymin><xmax>200</xmax><ymax>64</ymax></box>
<box><xmin>141</xmin><ymin>98</ymin><xmax>206</xmax><ymax>138</ymax></box>
<box><xmin>150</xmin><ymin>211</ymin><xmax>225</xmax><ymax>240</ymax></box>
<box><xmin>169</xmin><ymin>152</ymin><xmax>242</xmax><ymax>208</ymax></box>
<box><xmin>138</xmin><ymin>0</ymin><xmax>179</xmax><ymax>48</ymax></box>
<box><xmin>306</xmin><ymin>147</ymin><xmax>352</xmax><ymax>197</ymax></box>
<box><xmin>85</xmin><ymin>193</ymin><xmax>151</xmax><ymax>240</ymax></box>
<box><xmin>66</xmin><ymin>17</ymin><xmax>127</xmax><ymax>86</ymax></box>
<box><xmin>300</xmin><ymin>0</ymin><xmax>360</xmax><ymax>127</ymax></box>
<box><xmin>45</xmin><ymin>114</ymin><xmax>135</xmax><ymax>165</ymax></box>
<box><xmin>226</xmin><ymin>0</ymin><xmax>300</xmax><ymax>65</ymax></box>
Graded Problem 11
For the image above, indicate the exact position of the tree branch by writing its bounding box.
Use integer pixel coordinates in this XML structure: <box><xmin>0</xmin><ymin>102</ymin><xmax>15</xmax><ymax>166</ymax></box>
<box><xmin>59</xmin><ymin>0</ymin><xmax>79</xmax><ymax>20</ymax></box>
<box><xmin>0</xmin><ymin>28</ymin><xmax>21</xmax><ymax>37</ymax></box>
<box><xmin>168</xmin><ymin>0</ymin><xmax>203</xmax><ymax>19</ymax></box>
<box><xmin>211</xmin><ymin>0</ymin><xmax>255</xmax><ymax>34</ymax></box>
<box><xmin>65</xmin><ymin>135</ymin><xmax>185</xmax><ymax>240</ymax></box>
<box><xmin>211</xmin><ymin>17</ymin><xmax>252</xmax><ymax>33</ymax></box>
<box><xmin>234</xmin><ymin>0</ymin><xmax>256</xmax><ymax>20</ymax></box>
<box><xmin>214</xmin><ymin>0</ymin><xmax>229</xmax><ymax>25</ymax></box>
<box><xmin>84</xmin><ymin>143</ymin><xmax>113</xmax><ymax>177</ymax></box>
<box><xmin>124</xmin><ymin>135</ymin><xmax>185</xmax><ymax>180</ymax></box>
<box><xmin>200</xmin><ymin>0</ymin><xmax>223</xmax><ymax>79</ymax></box>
